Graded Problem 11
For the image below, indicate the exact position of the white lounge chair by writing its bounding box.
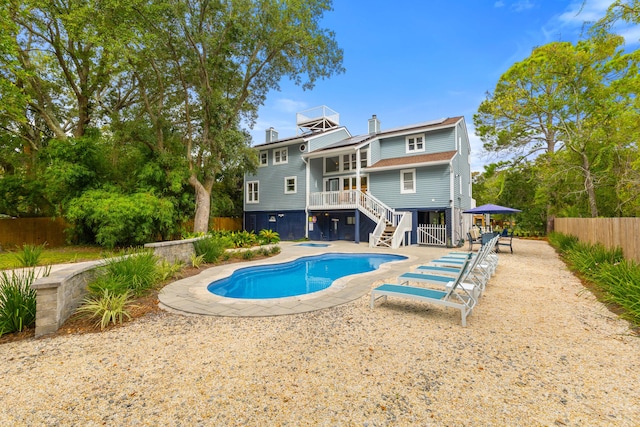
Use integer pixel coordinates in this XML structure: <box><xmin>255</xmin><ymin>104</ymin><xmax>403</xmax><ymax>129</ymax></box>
<box><xmin>370</xmin><ymin>258</ymin><xmax>476</xmax><ymax>326</ymax></box>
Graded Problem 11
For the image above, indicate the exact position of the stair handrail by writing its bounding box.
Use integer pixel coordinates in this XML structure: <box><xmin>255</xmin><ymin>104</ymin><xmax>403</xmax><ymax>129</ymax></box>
<box><xmin>357</xmin><ymin>191</ymin><xmax>394</xmax><ymax>224</ymax></box>
<box><xmin>368</xmin><ymin>217</ymin><xmax>387</xmax><ymax>248</ymax></box>
<box><xmin>391</xmin><ymin>211</ymin><xmax>413</xmax><ymax>248</ymax></box>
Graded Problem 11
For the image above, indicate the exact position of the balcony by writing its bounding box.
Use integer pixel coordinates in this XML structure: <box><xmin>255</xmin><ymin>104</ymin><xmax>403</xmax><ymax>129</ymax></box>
<box><xmin>297</xmin><ymin>106</ymin><xmax>340</xmax><ymax>133</ymax></box>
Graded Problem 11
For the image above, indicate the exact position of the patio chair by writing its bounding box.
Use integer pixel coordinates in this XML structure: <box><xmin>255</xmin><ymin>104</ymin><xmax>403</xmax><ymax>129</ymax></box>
<box><xmin>467</xmin><ymin>229</ymin><xmax>482</xmax><ymax>251</ymax></box>
<box><xmin>496</xmin><ymin>230</ymin><xmax>514</xmax><ymax>253</ymax></box>
<box><xmin>415</xmin><ymin>236</ymin><xmax>498</xmax><ymax>292</ymax></box>
<box><xmin>370</xmin><ymin>258</ymin><xmax>475</xmax><ymax>326</ymax></box>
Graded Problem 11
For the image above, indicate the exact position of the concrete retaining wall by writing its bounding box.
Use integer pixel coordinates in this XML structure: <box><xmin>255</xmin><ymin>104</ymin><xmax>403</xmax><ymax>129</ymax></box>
<box><xmin>31</xmin><ymin>260</ymin><xmax>106</xmax><ymax>337</ymax></box>
<box><xmin>144</xmin><ymin>237</ymin><xmax>201</xmax><ymax>264</ymax></box>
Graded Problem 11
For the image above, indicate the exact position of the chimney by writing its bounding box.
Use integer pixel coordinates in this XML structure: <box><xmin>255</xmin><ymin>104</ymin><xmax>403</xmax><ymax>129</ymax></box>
<box><xmin>368</xmin><ymin>114</ymin><xmax>380</xmax><ymax>134</ymax></box>
<box><xmin>265</xmin><ymin>127</ymin><xmax>278</xmax><ymax>143</ymax></box>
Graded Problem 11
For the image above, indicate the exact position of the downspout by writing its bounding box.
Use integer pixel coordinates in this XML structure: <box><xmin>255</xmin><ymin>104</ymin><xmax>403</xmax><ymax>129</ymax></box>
<box><xmin>355</xmin><ymin>148</ymin><xmax>361</xmax><ymax>244</ymax></box>
<box><xmin>449</xmin><ymin>160</ymin><xmax>455</xmax><ymax>248</ymax></box>
<box><xmin>302</xmin><ymin>155</ymin><xmax>309</xmax><ymax>239</ymax></box>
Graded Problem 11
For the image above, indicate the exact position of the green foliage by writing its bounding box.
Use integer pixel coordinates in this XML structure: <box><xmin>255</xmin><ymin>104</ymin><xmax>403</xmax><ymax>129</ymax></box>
<box><xmin>547</xmin><ymin>232</ymin><xmax>579</xmax><ymax>253</ymax></box>
<box><xmin>565</xmin><ymin>242</ymin><xmax>624</xmax><ymax>280</ymax></box>
<box><xmin>88</xmin><ymin>251</ymin><xmax>159</xmax><ymax>297</ymax></box>
<box><xmin>76</xmin><ymin>289</ymin><xmax>133</xmax><ymax>331</ymax></box>
<box><xmin>591</xmin><ymin>260</ymin><xmax>640</xmax><ymax>323</ymax></box>
<box><xmin>269</xmin><ymin>245</ymin><xmax>281</xmax><ymax>255</ymax></box>
<box><xmin>241</xmin><ymin>250</ymin><xmax>256</xmax><ymax>260</ymax></box>
<box><xmin>157</xmin><ymin>260</ymin><xmax>184</xmax><ymax>281</ymax></box>
<box><xmin>230</xmin><ymin>230</ymin><xmax>257</xmax><ymax>248</ymax></box>
<box><xmin>0</xmin><ymin>269</ymin><xmax>38</xmax><ymax>336</ymax></box>
<box><xmin>190</xmin><ymin>253</ymin><xmax>205</xmax><ymax>269</ymax></box>
<box><xmin>14</xmin><ymin>243</ymin><xmax>46</xmax><ymax>267</ymax></box>
<box><xmin>104</xmin><ymin>251</ymin><xmax>159</xmax><ymax>297</ymax></box>
<box><xmin>66</xmin><ymin>188</ymin><xmax>176</xmax><ymax>248</ymax></box>
<box><xmin>193</xmin><ymin>235</ymin><xmax>233</xmax><ymax>263</ymax></box>
<box><xmin>549</xmin><ymin>232</ymin><xmax>639</xmax><ymax>327</ymax></box>
<box><xmin>258</xmin><ymin>229</ymin><xmax>280</xmax><ymax>245</ymax></box>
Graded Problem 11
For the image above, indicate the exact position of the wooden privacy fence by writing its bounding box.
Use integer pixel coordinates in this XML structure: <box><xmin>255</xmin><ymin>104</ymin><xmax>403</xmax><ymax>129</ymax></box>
<box><xmin>0</xmin><ymin>217</ymin><xmax>68</xmax><ymax>248</ymax></box>
<box><xmin>0</xmin><ymin>217</ymin><xmax>243</xmax><ymax>249</ymax></box>
<box><xmin>554</xmin><ymin>217</ymin><xmax>640</xmax><ymax>263</ymax></box>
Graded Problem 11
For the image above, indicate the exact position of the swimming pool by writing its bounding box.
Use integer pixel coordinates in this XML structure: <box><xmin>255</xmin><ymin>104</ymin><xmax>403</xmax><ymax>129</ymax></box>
<box><xmin>294</xmin><ymin>243</ymin><xmax>330</xmax><ymax>247</ymax></box>
<box><xmin>207</xmin><ymin>253</ymin><xmax>406</xmax><ymax>299</ymax></box>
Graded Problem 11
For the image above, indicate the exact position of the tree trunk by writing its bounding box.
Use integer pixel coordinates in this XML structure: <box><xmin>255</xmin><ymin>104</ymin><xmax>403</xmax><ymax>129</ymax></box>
<box><xmin>581</xmin><ymin>152</ymin><xmax>599</xmax><ymax>217</ymax></box>
<box><xmin>189</xmin><ymin>174</ymin><xmax>213</xmax><ymax>233</ymax></box>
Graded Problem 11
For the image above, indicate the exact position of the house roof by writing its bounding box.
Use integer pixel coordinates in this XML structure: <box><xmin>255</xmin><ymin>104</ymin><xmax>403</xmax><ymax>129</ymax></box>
<box><xmin>366</xmin><ymin>151</ymin><xmax>457</xmax><ymax>171</ymax></box>
<box><xmin>308</xmin><ymin>116</ymin><xmax>464</xmax><ymax>155</ymax></box>
<box><xmin>252</xmin><ymin>126</ymin><xmax>348</xmax><ymax>149</ymax></box>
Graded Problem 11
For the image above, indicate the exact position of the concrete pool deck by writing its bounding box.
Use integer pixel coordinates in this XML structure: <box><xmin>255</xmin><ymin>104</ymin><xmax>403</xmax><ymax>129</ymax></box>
<box><xmin>158</xmin><ymin>241</ymin><xmax>454</xmax><ymax>317</ymax></box>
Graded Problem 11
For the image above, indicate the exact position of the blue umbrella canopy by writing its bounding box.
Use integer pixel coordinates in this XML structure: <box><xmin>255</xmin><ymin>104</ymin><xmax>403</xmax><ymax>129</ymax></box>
<box><xmin>463</xmin><ymin>203</ymin><xmax>522</xmax><ymax>214</ymax></box>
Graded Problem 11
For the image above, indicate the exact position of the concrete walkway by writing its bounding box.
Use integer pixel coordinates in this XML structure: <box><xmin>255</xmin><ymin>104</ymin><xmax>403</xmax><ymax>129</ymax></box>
<box><xmin>158</xmin><ymin>241</ymin><xmax>454</xmax><ymax>317</ymax></box>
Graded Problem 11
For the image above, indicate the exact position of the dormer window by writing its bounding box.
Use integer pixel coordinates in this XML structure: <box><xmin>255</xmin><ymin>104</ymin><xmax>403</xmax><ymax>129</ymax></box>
<box><xmin>406</xmin><ymin>134</ymin><xmax>425</xmax><ymax>153</ymax></box>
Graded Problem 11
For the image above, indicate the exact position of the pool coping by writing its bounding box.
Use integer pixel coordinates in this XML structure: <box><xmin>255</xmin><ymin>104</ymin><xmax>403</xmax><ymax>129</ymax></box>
<box><xmin>158</xmin><ymin>241</ymin><xmax>452</xmax><ymax>317</ymax></box>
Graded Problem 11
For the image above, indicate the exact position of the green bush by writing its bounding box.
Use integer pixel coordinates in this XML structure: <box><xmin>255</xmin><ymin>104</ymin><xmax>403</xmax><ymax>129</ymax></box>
<box><xmin>0</xmin><ymin>269</ymin><xmax>39</xmax><ymax>336</ymax></box>
<box><xmin>14</xmin><ymin>243</ymin><xmax>46</xmax><ymax>267</ymax></box>
<box><xmin>547</xmin><ymin>232</ymin><xmax>579</xmax><ymax>253</ymax></box>
<box><xmin>88</xmin><ymin>250</ymin><xmax>159</xmax><ymax>297</ymax></box>
<box><xmin>76</xmin><ymin>289</ymin><xmax>133</xmax><ymax>330</ymax></box>
<box><xmin>66</xmin><ymin>188</ymin><xmax>177</xmax><ymax>248</ymax></box>
<box><xmin>230</xmin><ymin>230</ymin><xmax>257</xmax><ymax>248</ymax></box>
<box><xmin>194</xmin><ymin>235</ymin><xmax>232</xmax><ymax>263</ymax></box>
<box><xmin>258</xmin><ymin>229</ymin><xmax>280</xmax><ymax>245</ymax></box>
<box><xmin>269</xmin><ymin>245</ymin><xmax>281</xmax><ymax>255</ymax></box>
<box><xmin>105</xmin><ymin>251</ymin><xmax>159</xmax><ymax>296</ymax></box>
<box><xmin>242</xmin><ymin>250</ymin><xmax>256</xmax><ymax>260</ymax></box>
<box><xmin>549</xmin><ymin>232</ymin><xmax>639</xmax><ymax>327</ymax></box>
<box><xmin>565</xmin><ymin>242</ymin><xmax>624</xmax><ymax>280</ymax></box>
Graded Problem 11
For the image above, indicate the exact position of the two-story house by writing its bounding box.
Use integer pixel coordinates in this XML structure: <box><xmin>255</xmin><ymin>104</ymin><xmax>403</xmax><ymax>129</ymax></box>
<box><xmin>244</xmin><ymin>106</ymin><xmax>473</xmax><ymax>248</ymax></box>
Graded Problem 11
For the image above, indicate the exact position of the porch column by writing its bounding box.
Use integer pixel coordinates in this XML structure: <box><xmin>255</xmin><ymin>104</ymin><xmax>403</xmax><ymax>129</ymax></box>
<box><xmin>355</xmin><ymin>210</ymin><xmax>360</xmax><ymax>244</ymax></box>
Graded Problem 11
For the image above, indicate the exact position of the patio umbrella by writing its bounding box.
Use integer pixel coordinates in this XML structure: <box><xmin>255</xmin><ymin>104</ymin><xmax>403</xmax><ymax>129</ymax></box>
<box><xmin>463</xmin><ymin>204</ymin><xmax>522</xmax><ymax>214</ymax></box>
<box><xmin>463</xmin><ymin>204</ymin><xmax>521</xmax><ymax>232</ymax></box>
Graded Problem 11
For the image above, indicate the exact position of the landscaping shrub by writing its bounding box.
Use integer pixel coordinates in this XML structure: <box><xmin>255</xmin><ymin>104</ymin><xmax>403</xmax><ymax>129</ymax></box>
<box><xmin>194</xmin><ymin>234</ymin><xmax>232</xmax><ymax>263</ymax></box>
<box><xmin>66</xmin><ymin>188</ymin><xmax>177</xmax><ymax>248</ymax></box>
<box><xmin>549</xmin><ymin>232</ymin><xmax>640</xmax><ymax>327</ymax></box>
<box><xmin>565</xmin><ymin>242</ymin><xmax>624</xmax><ymax>280</ymax></box>
<box><xmin>590</xmin><ymin>261</ymin><xmax>640</xmax><ymax>323</ymax></box>
<box><xmin>76</xmin><ymin>289</ymin><xmax>133</xmax><ymax>330</ymax></box>
<box><xmin>258</xmin><ymin>229</ymin><xmax>280</xmax><ymax>245</ymax></box>
<box><xmin>547</xmin><ymin>232</ymin><xmax>579</xmax><ymax>253</ymax></box>
<box><xmin>14</xmin><ymin>243</ymin><xmax>46</xmax><ymax>267</ymax></box>
<box><xmin>0</xmin><ymin>269</ymin><xmax>39</xmax><ymax>336</ymax></box>
<box><xmin>230</xmin><ymin>230</ymin><xmax>257</xmax><ymax>248</ymax></box>
<box><xmin>242</xmin><ymin>250</ymin><xmax>256</xmax><ymax>260</ymax></box>
<box><xmin>87</xmin><ymin>250</ymin><xmax>159</xmax><ymax>297</ymax></box>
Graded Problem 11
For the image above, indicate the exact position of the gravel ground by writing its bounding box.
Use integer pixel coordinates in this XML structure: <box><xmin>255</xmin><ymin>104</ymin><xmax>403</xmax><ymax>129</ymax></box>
<box><xmin>1</xmin><ymin>239</ymin><xmax>638</xmax><ymax>426</ymax></box>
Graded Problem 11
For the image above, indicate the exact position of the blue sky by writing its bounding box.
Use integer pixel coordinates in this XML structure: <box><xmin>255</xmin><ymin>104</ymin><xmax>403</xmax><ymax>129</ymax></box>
<box><xmin>250</xmin><ymin>0</ymin><xmax>639</xmax><ymax>172</ymax></box>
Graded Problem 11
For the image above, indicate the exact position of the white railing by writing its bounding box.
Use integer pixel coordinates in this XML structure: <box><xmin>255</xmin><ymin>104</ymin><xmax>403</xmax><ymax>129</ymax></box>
<box><xmin>310</xmin><ymin>190</ymin><xmax>413</xmax><ymax>249</ymax></box>
<box><xmin>368</xmin><ymin>218</ymin><xmax>388</xmax><ymax>248</ymax></box>
<box><xmin>309</xmin><ymin>191</ymin><xmax>357</xmax><ymax>209</ymax></box>
<box><xmin>391</xmin><ymin>212</ymin><xmax>413</xmax><ymax>248</ymax></box>
<box><xmin>417</xmin><ymin>224</ymin><xmax>447</xmax><ymax>246</ymax></box>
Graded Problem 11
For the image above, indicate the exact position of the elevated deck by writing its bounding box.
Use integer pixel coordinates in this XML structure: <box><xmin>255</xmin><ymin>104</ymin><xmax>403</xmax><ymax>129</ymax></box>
<box><xmin>297</xmin><ymin>106</ymin><xmax>340</xmax><ymax>133</ymax></box>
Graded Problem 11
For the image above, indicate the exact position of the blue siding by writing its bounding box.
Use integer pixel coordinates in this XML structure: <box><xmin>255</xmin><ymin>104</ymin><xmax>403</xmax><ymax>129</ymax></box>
<box><xmin>369</xmin><ymin>164</ymin><xmax>450</xmax><ymax>209</ymax></box>
<box><xmin>307</xmin><ymin>128</ymin><xmax>351</xmax><ymax>151</ymax></box>
<box><xmin>244</xmin><ymin>210</ymin><xmax>307</xmax><ymax>241</ymax></box>
<box><xmin>245</xmin><ymin>142</ymin><xmax>306</xmax><ymax>212</ymax></box>
<box><xmin>307</xmin><ymin>210</ymin><xmax>375</xmax><ymax>242</ymax></box>
<box><xmin>378</xmin><ymin>128</ymin><xmax>455</xmax><ymax>160</ymax></box>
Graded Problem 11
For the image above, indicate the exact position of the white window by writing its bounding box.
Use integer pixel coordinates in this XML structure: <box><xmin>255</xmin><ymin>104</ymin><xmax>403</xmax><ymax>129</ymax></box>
<box><xmin>284</xmin><ymin>176</ymin><xmax>297</xmax><ymax>194</ymax></box>
<box><xmin>274</xmin><ymin>148</ymin><xmax>288</xmax><ymax>165</ymax></box>
<box><xmin>360</xmin><ymin>150</ymin><xmax>368</xmax><ymax>168</ymax></box>
<box><xmin>246</xmin><ymin>181</ymin><xmax>259</xmax><ymax>203</ymax></box>
<box><xmin>406</xmin><ymin>134</ymin><xmax>425</xmax><ymax>153</ymax></box>
<box><xmin>259</xmin><ymin>151</ymin><xmax>268</xmax><ymax>167</ymax></box>
<box><xmin>343</xmin><ymin>153</ymin><xmax>356</xmax><ymax>171</ymax></box>
<box><xmin>401</xmin><ymin>169</ymin><xmax>416</xmax><ymax>194</ymax></box>
<box><xmin>325</xmin><ymin>156</ymin><xmax>340</xmax><ymax>173</ymax></box>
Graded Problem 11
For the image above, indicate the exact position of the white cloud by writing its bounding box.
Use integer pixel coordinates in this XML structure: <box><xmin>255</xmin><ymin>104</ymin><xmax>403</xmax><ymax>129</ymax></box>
<box><xmin>558</xmin><ymin>0</ymin><xmax>610</xmax><ymax>24</ymax></box>
<box><xmin>512</xmin><ymin>0</ymin><xmax>535</xmax><ymax>12</ymax></box>
<box><xmin>494</xmin><ymin>1</ymin><xmax>505</xmax><ymax>8</ymax></box>
<box><xmin>274</xmin><ymin>98</ymin><xmax>308</xmax><ymax>114</ymax></box>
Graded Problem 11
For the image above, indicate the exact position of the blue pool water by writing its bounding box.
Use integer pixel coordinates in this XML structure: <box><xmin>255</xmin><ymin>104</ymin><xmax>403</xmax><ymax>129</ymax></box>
<box><xmin>207</xmin><ymin>253</ymin><xmax>406</xmax><ymax>299</ymax></box>
<box><xmin>294</xmin><ymin>243</ymin><xmax>329</xmax><ymax>247</ymax></box>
